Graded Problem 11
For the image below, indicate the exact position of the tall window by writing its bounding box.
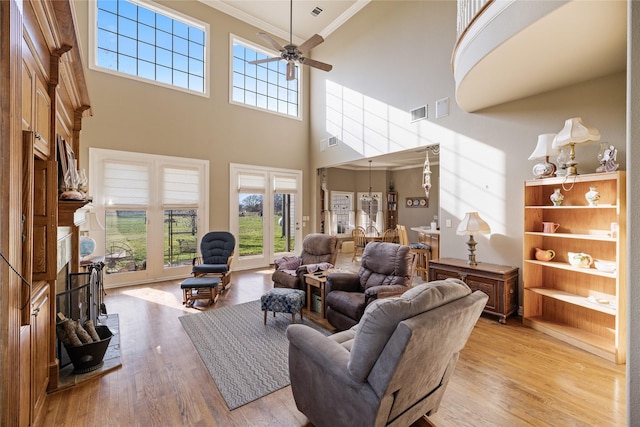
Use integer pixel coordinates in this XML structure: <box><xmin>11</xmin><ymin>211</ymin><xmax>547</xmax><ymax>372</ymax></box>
<box><xmin>357</xmin><ymin>192</ymin><xmax>383</xmax><ymax>234</ymax></box>
<box><xmin>231</xmin><ymin>35</ymin><xmax>300</xmax><ymax>119</ymax></box>
<box><xmin>91</xmin><ymin>0</ymin><xmax>208</xmax><ymax>95</ymax></box>
<box><xmin>329</xmin><ymin>191</ymin><xmax>354</xmax><ymax>236</ymax></box>
<box><xmin>90</xmin><ymin>148</ymin><xmax>209</xmax><ymax>287</ymax></box>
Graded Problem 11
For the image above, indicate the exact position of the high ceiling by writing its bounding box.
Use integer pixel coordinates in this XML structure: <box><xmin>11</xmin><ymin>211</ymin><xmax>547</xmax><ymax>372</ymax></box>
<box><xmin>199</xmin><ymin>0</ymin><xmax>428</xmax><ymax>171</ymax></box>
<box><xmin>198</xmin><ymin>0</ymin><xmax>368</xmax><ymax>44</ymax></box>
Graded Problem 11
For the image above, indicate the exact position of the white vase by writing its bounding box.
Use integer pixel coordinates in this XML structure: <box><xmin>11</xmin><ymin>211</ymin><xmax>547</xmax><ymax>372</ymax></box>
<box><xmin>585</xmin><ymin>186</ymin><xmax>600</xmax><ymax>206</ymax></box>
<box><xmin>550</xmin><ymin>188</ymin><xmax>564</xmax><ymax>206</ymax></box>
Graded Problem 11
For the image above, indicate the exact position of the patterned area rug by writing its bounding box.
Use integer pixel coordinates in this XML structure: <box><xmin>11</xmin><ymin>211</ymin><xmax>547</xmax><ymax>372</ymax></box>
<box><xmin>179</xmin><ymin>300</ymin><xmax>330</xmax><ymax>410</ymax></box>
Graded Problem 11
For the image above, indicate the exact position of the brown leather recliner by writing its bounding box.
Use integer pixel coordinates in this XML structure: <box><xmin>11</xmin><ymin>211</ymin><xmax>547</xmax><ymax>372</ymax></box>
<box><xmin>325</xmin><ymin>241</ymin><xmax>416</xmax><ymax>331</ymax></box>
<box><xmin>272</xmin><ymin>233</ymin><xmax>339</xmax><ymax>291</ymax></box>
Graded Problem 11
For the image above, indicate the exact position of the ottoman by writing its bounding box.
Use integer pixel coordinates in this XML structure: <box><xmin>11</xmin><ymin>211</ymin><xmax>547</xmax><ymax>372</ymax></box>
<box><xmin>181</xmin><ymin>277</ymin><xmax>220</xmax><ymax>308</ymax></box>
<box><xmin>260</xmin><ymin>288</ymin><xmax>306</xmax><ymax>325</ymax></box>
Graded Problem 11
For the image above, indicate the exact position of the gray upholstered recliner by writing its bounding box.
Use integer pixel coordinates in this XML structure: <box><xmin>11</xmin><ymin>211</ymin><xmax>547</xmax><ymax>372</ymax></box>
<box><xmin>272</xmin><ymin>233</ymin><xmax>339</xmax><ymax>290</ymax></box>
<box><xmin>325</xmin><ymin>242</ymin><xmax>416</xmax><ymax>331</ymax></box>
<box><xmin>287</xmin><ymin>279</ymin><xmax>488</xmax><ymax>427</ymax></box>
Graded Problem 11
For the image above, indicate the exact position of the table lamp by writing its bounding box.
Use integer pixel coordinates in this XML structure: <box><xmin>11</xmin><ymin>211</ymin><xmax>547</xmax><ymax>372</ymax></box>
<box><xmin>456</xmin><ymin>212</ymin><xmax>491</xmax><ymax>266</ymax></box>
<box><xmin>551</xmin><ymin>117</ymin><xmax>600</xmax><ymax>176</ymax></box>
<box><xmin>528</xmin><ymin>133</ymin><xmax>559</xmax><ymax>178</ymax></box>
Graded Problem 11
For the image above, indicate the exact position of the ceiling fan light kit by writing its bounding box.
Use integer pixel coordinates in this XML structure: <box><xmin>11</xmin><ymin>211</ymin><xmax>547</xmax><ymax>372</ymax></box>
<box><xmin>248</xmin><ymin>0</ymin><xmax>333</xmax><ymax>80</ymax></box>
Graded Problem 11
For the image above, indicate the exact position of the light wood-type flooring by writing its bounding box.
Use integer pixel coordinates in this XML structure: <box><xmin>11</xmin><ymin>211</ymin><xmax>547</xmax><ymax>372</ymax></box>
<box><xmin>41</xmin><ymin>253</ymin><xmax>626</xmax><ymax>426</ymax></box>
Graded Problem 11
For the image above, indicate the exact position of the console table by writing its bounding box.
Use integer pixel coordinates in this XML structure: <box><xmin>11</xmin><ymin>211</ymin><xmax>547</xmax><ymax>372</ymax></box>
<box><xmin>429</xmin><ymin>258</ymin><xmax>518</xmax><ymax>324</ymax></box>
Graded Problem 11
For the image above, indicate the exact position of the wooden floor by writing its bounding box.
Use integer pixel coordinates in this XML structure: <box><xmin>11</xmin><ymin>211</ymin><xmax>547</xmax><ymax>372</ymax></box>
<box><xmin>41</xmin><ymin>253</ymin><xmax>626</xmax><ymax>426</ymax></box>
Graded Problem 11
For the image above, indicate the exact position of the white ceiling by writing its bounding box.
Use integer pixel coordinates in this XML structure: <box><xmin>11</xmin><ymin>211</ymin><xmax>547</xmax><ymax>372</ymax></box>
<box><xmin>198</xmin><ymin>0</ymin><xmax>368</xmax><ymax>44</ymax></box>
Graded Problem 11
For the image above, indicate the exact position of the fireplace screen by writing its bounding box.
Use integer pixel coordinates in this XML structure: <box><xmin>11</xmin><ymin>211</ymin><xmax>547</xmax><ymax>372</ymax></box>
<box><xmin>55</xmin><ymin>261</ymin><xmax>105</xmax><ymax>367</ymax></box>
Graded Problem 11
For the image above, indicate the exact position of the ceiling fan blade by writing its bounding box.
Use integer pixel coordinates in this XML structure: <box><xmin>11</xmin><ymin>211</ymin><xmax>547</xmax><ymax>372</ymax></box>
<box><xmin>248</xmin><ymin>57</ymin><xmax>283</xmax><ymax>65</ymax></box>
<box><xmin>286</xmin><ymin>61</ymin><xmax>296</xmax><ymax>81</ymax></box>
<box><xmin>257</xmin><ymin>32</ymin><xmax>285</xmax><ymax>52</ymax></box>
<box><xmin>297</xmin><ymin>34</ymin><xmax>324</xmax><ymax>54</ymax></box>
<box><xmin>299</xmin><ymin>57</ymin><xmax>333</xmax><ymax>72</ymax></box>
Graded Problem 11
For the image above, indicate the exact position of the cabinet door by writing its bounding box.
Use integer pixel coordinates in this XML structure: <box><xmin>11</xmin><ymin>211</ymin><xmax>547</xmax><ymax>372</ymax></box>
<box><xmin>34</xmin><ymin>77</ymin><xmax>51</xmax><ymax>159</ymax></box>
<box><xmin>31</xmin><ymin>284</ymin><xmax>50</xmax><ymax>418</ymax></box>
<box><xmin>22</xmin><ymin>57</ymin><xmax>34</xmax><ymax>131</ymax></box>
<box><xmin>465</xmin><ymin>275</ymin><xmax>498</xmax><ymax>312</ymax></box>
<box><xmin>33</xmin><ymin>160</ymin><xmax>57</xmax><ymax>281</ymax></box>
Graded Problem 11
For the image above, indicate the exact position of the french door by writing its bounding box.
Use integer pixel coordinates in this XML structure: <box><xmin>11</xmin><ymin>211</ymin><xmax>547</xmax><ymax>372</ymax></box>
<box><xmin>90</xmin><ymin>148</ymin><xmax>209</xmax><ymax>288</ymax></box>
<box><xmin>230</xmin><ymin>164</ymin><xmax>302</xmax><ymax>270</ymax></box>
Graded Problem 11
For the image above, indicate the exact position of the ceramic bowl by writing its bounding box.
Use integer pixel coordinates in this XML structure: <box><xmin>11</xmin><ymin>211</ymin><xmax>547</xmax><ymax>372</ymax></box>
<box><xmin>594</xmin><ymin>260</ymin><xmax>616</xmax><ymax>273</ymax></box>
<box><xmin>567</xmin><ymin>252</ymin><xmax>593</xmax><ymax>268</ymax></box>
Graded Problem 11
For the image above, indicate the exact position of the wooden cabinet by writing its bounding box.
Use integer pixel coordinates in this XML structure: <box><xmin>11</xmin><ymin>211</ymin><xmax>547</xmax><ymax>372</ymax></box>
<box><xmin>386</xmin><ymin>191</ymin><xmax>398</xmax><ymax>230</ymax></box>
<box><xmin>522</xmin><ymin>172</ymin><xmax>626</xmax><ymax>364</ymax></box>
<box><xmin>22</xmin><ymin>41</ymin><xmax>52</xmax><ymax>160</ymax></box>
<box><xmin>3</xmin><ymin>1</ymin><xmax>94</xmax><ymax>424</ymax></box>
<box><xmin>429</xmin><ymin>258</ymin><xmax>518</xmax><ymax>324</ymax></box>
<box><xmin>32</xmin><ymin>158</ymin><xmax>58</xmax><ymax>281</ymax></box>
<box><xmin>31</xmin><ymin>283</ymin><xmax>50</xmax><ymax>420</ymax></box>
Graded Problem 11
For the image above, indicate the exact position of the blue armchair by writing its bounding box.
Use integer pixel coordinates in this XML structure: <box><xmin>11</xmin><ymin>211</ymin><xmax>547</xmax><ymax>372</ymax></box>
<box><xmin>192</xmin><ymin>231</ymin><xmax>235</xmax><ymax>292</ymax></box>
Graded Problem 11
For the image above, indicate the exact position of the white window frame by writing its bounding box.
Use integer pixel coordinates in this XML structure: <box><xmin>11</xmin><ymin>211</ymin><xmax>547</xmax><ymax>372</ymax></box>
<box><xmin>89</xmin><ymin>148</ymin><xmax>209</xmax><ymax>288</ymax></box>
<box><xmin>229</xmin><ymin>34</ymin><xmax>303</xmax><ymax>120</ymax></box>
<box><xmin>88</xmin><ymin>0</ymin><xmax>211</xmax><ymax>97</ymax></box>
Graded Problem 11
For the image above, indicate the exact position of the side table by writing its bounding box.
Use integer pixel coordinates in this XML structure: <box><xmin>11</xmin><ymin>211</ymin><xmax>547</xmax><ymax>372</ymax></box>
<box><xmin>429</xmin><ymin>258</ymin><xmax>518</xmax><ymax>324</ymax></box>
<box><xmin>304</xmin><ymin>272</ymin><xmax>329</xmax><ymax>318</ymax></box>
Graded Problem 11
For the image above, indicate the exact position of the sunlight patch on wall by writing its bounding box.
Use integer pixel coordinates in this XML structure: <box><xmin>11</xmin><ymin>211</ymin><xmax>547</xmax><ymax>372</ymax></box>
<box><xmin>440</xmin><ymin>134</ymin><xmax>507</xmax><ymax>235</ymax></box>
<box><xmin>325</xmin><ymin>80</ymin><xmax>441</xmax><ymax>157</ymax></box>
<box><xmin>324</xmin><ymin>79</ymin><xmax>507</xmax><ymax>235</ymax></box>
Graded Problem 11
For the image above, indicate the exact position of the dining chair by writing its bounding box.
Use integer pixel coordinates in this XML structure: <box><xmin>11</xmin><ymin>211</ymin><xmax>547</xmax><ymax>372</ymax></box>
<box><xmin>382</xmin><ymin>228</ymin><xmax>397</xmax><ymax>243</ymax></box>
<box><xmin>352</xmin><ymin>227</ymin><xmax>367</xmax><ymax>262</ymax></box>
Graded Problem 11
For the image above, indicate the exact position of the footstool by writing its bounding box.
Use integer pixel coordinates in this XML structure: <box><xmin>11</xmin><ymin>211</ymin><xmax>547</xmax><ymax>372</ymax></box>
<box><xmin>260</xmin><ymin>288</ymin><xmax>306</xmax><ymax>325</ymax></box>
<box><xmin>181</xmin><ymin>277</ymin><xmax>220</xmax><ymax>308</ymax></box>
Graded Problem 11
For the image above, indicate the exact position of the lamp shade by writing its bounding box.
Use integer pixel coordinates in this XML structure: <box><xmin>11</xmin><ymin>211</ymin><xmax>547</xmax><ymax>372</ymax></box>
<box><xmin>552</xmin><ymin>117</ymin><xmax>600</xmax><ymax>148</ymax></box>
<box><xmin>528</xmin><ymin>133</ymin><xmax>559</xmax><ymax>160</ymax></box>
<box><xmin>456</xmin><ymin>212</ymin><xmax>491</xmax><ymax>236</ymax></box>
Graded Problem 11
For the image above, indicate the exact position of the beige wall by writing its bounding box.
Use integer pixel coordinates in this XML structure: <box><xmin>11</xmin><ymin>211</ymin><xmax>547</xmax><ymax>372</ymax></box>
<box><xmin>310</xmin><ymin>1</ymin><xmax>626</xmax><ymax>273</ymax></box>
<box><xmin>390</xmin><ymin>165</ymin><xmax>440</xmax><ymax>240</ymax></box>
<box><xmin>74</xmin><ymin>0</ymin><xmax>311</xmax><ymax>231</ymax></box>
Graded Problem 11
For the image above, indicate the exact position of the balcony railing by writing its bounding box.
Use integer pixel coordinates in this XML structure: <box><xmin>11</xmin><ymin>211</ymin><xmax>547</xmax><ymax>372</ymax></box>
<box><xmin>456</xmin><ymin>0</ymin><xmax>492</xmax><ymax>37</ymax></box>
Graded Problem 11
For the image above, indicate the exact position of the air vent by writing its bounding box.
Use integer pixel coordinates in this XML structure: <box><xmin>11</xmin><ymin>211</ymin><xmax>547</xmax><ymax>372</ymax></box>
<box><xmin>328</xmin><ymin>136</ymin><xmax>338</xmax><ymax>147</ymax></box>
<box><xmin>311</xmin><ymin>6</ymin><xmax>323</xmax><ymax>17</ymax></box>
<box><xmin>410</xmin><ymin>105</ymin><xmax>427</xmax><ymax>122</ymax></box>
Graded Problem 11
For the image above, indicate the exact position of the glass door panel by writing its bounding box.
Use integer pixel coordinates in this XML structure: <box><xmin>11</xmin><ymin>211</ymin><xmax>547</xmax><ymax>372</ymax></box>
<box><xmin>104</xmin><ymin>209</ymin><xmax>147</xmax><ymax>274</ymax></box>
<box><xmin>164</xmin><ymin>209</ymin><xmax>198</xmax><ymax>268</ymax></box>
<box><xmin>274</xmin><ymin>193</ymin><xmax>295</xmax><ymax>255</ymax></box>
<box><xmin>238</xmin><ymin>193</ymin><xmax>264</xmax><ymax>257</ymax></box>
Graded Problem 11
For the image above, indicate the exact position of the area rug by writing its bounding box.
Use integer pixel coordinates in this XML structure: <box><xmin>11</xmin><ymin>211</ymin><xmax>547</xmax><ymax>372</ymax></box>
<box><xmin>179</xmin><ymin>300</ymin><xmax>330</xmax><ymax>410</ymax></box>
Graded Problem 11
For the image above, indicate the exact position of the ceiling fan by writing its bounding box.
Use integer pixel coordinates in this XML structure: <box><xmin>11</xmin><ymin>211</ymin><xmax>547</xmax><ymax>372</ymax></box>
<box><xmin>249</xmin><ymin>0</ymin><xmax>333</xmax><ymax>81</ymax></box>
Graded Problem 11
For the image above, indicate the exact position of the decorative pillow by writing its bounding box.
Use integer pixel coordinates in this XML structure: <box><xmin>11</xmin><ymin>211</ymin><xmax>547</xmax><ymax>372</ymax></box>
<box><xmin>347</xmin><ymin>278</ymin><xmax>471</xmax><ymax>382</ymax></box>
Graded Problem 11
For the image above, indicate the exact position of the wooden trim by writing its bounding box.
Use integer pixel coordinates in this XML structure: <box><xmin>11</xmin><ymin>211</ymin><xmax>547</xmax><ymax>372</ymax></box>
<box><xmin>1</xmin><ymin>0</ymin><xmax>27</xmax><ymax>424</ymax></box>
